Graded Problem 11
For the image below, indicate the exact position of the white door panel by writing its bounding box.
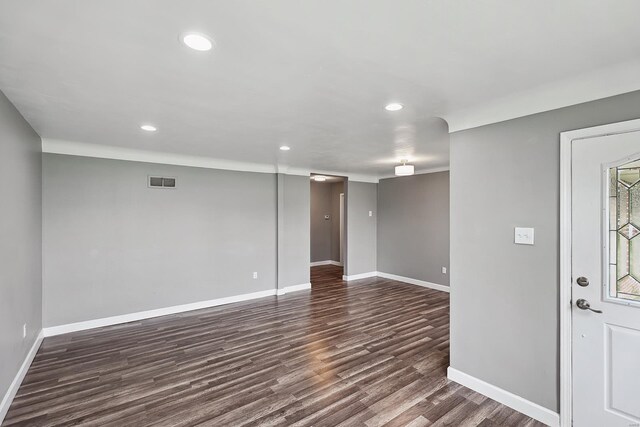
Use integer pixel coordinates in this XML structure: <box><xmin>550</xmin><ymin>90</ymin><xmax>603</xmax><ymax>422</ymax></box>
<box><xmin>572</xmin><ymin>132</ymin><xmax>640</xmax><ymax>427</ymax></box>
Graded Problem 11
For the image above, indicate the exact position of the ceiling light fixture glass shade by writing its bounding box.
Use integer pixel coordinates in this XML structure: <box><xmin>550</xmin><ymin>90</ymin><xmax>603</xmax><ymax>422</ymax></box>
<box><xmin>395</xmin><ymin>160</ymin><xmax>414</xmax><ymax>176</ymax></box>
<box><xmin>140</xmin><ymin>124</ymin><xmax>157</xmax><ymax>132</ymax></box>
<box><xmin>182</xmin><ymin>33</ymin><xmax>214</xmax><ymax>51</ymax></box>
<box><xmin>313</xmin><ymin>175</ymin><xmax>327</xmax><ymax>182</ymax></box>
<box><xmin>385</xmin><ymin>103</ymin><xmax>403</xmax><ymax>111</ymax></box>
<box><xmin>279</xmin><ymin>145</ymin><xmax>291</xmax><ymax>151</ymax></box>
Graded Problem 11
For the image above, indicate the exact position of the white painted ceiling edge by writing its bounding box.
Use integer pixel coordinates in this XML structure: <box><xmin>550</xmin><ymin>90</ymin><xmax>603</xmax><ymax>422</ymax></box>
<box><xmin>42</xmin><ymin>139</ymin><xmax>385</xmax><ymax>183</ymax></box>
<box><xmin>445</xmin><ymin>58</ymin><xmax>640</xmax><ymax>133</ymax></box>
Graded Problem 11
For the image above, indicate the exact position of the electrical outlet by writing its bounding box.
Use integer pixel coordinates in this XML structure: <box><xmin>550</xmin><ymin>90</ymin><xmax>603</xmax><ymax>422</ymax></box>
<box><xmin>253</xmin><ymin>272</ymin><xmax>258</xmax><ymax>279</ymax></box>
<box><xmin>442</xmin><ymin>267</ymin><xmax>447</xmax><ymax>274</ymax></box>
<box><xmin>368</xmin><ymin>211</ymin><xmax>373</xmax><ymax>217</ymax></box>
<box><xmin>22</xmin><ymin>324</ymin><xmax>27</xmax><ymax>338</ymax></box>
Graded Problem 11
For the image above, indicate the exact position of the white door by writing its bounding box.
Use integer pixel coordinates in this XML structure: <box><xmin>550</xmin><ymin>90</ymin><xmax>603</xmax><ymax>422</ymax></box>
<box><xmin>572</xmin><ymin>131</ymin><xmax>640</xmax><ymax>426</ymax></box>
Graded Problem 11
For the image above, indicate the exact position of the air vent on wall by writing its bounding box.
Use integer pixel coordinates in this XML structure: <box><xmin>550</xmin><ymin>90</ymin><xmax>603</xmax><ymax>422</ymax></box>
<box><xmin>148</xmin><ymin>176</ymin><xmax>177</xmax><ymax>189</ymax></box>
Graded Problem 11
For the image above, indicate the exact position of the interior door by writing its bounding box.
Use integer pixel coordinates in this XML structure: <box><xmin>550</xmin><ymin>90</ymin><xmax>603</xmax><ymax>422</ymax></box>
<box><xmin>572</xmin><ymin>131</ymin><xmax>640</xmax><ymax>426</ymax></box>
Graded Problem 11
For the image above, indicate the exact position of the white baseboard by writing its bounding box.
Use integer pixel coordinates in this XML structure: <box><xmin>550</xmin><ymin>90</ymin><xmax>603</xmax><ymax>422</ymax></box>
<box><xmin>43</xmin><ymin>288</ymin><xmax>277</xmax><ymax>337</ymax></box>
<box><xmin>377</xmin><ymin>272</ymin><xmax>450</xmax><ymax>293</ymax></box>
<box><xmin>343</xmin><ymin>271</ymin><xmax>379</xmax><ymax>281</ymax></box>
<box><xmin>310</xmin><ymin>260</ymin><xmax>343</xmax><ymax>267</ymax></box>
<box><xmin>310</xmin><ymin>260</ymin><xmax>329</xmax><ymax>267</ymax></box>
<box><xmin>341</xmin><ymin>271</ymin><xmax>449</xmax><ymax>294</ymax></box>
<box><xmin>276</xmin><ymin>283</ymin><xmax>312</xmax><ymax>295</ymax></box>
<box><xmin>447</xmin><ymin>367</ymin><xmax>559</xmax><ymax>427</ymax></box>
<box><xmin>0</xmin><ymin>330</ymin><xmax>44</xmax><ymax>424</ymax></box>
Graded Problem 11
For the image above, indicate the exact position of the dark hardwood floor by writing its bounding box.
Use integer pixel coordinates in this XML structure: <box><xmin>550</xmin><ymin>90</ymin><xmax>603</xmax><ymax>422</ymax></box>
<box><xmin>4</xmin><ymin>265</ymin><xmax>545</xmax><ymax>426</ymax></box>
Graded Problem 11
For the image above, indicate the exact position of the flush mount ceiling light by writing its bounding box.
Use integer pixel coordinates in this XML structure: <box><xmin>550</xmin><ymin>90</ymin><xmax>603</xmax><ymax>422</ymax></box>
<box><xmin>313</xmin><ymin>175</ymin><xmax>327</xmax><ymax>182</ymax></box>
<box><xmin>385</xmin><ymin>103</ymin><xmax>403</xmax><ymax>111</ymax></box>
<box><xmin>395</xmin><ymin>160</ymin><xmax>414</xmax><ymax>176</ymax></box>
<box><xmin>279</xmin><ymin>145</ymin><xmax>291</xmax><ymax>151</ymax></box>
<box><xmin>181</xmin><ymin>32</ymin><xmax>214</xmax><ymax>51</ymax></box>
<box><xmin>140</xmin><ymin>124</ymin><xmax>157</xmax><ymax>132</ymax></box>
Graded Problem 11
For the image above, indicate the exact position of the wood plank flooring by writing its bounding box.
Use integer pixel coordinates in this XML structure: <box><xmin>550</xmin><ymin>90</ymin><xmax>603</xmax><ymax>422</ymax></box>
<box><xmin>4</xmin><ymin>265</ymin><xmax>546</xmax><ymax>426</ymax></box>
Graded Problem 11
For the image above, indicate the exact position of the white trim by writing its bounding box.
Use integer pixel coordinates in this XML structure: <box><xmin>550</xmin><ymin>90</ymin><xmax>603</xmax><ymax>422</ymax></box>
<box><xmin>559</xmin><ymin>117</ymin><xmax>640</xmax><ymax>427</ymax></box>
<box><xmin>310</xmin><ymin>260</ymin><xmax>329</xmax><ymax>267</ymax></box>
<box><xmin>342</xmin><ymin>271</ymin><xmax>451</xmax><ymax>291</ymax></box>
<box><xmin>276</xmin><ymin>283</ymin><xmax>312</xmax><ymax>296</ymax></box>
<box><xmin>446</xmin><ymin>59</ymin><xmax>640</xmax><ymax>132</ymax></box>
<box><xmin>43</xmin><ymin>289</ymin><xmax>277</xmax><ymax>337</ymax></box>
<box><xmin>376</xmin><ymin>272</ymin><xmax>450</xmax><ymax>293</ymax></box>
<box><xmin>43</xmin><ymin>139</ymin><xmax>381</xmax><ymax>183</ymax></box>
<box><xmin>343</xmin><ymin>271</ymin><xmax>378</xmax><ymax>281</ymax></box>
<box><xmin>275</xmin><ymin>165</ymin><xmax>310</xmax><ymax>176</ymax></box>
<box><xmin>559</xmin><ymin>127</ymin><xmax>574</xmax><ymax>427</ymax></box>
<box><xmin>42</xmin><ymin>139</ymin><xmax>276</xmax><ymax>174</ymax></box>
<box><xmin>447</xmin><ymin>367</ymin><xmax>559</xmax><ymax>427</ymax></box>
<box><xmin>377</xmin><ymin>166</ymin><xmax>450</xmax><ymax>180</ymax></box>
<box><xmin>310</xmin><ymin>260</ymin><xmax>343</xmax><ymax>267</ymax></box>
<box><xmin>339</xmin><ymin>193</ymin><xmax>345</xmax><ymax>265</ymax></box>
<box><xmin>287</xmin><ymin>166</ymin><xmax>378</xmax><ymax>183</ymax></box>
<box><xmin>0</xmin><ymin>330</ymin><xmax>44</xmax><ymax>424</ymax></box>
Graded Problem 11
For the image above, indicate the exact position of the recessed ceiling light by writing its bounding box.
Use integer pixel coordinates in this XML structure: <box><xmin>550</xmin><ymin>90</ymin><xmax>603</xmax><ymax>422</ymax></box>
<box><xmin>385</xmin><ymin>103</ymin><xmax>403</xmax><ymax>111</ymax></box>
<box><xmin>140</xmin><ymin>124</ymin><xmax>157</xmax><ymax>132</ymax></box>
<box><xmin>314</xmin><ymin>175</ymin><xmax>327</xmax><ymax>182</ymax></box>
<box><xmin>181</xmin><ymin>32</ymin><xmax>213</xmax><ymax>51</ymax></box>
<box><xmin>279</xmin><ymin>145</ymin><xmax>291</xmax><ymax>151</ymax></box>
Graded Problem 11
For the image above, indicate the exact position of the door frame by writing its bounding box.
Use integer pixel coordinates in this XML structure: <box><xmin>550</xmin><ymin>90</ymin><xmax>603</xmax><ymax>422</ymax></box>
<box><xmin>339</xmin><ymin>192</ymin><xmax>345</xmax><ymax>264</ymax></box>
<box><xmin>559</xmin><ymin>117</ymin><xmax>640</xmax><ymax>427</ymax></box>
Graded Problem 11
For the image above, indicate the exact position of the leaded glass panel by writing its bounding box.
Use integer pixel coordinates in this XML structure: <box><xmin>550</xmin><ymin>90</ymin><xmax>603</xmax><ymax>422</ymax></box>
<box><xmin>609</xmin><ymin>162</ymin><xmax>640</xmax><ymax>301</ymax></box>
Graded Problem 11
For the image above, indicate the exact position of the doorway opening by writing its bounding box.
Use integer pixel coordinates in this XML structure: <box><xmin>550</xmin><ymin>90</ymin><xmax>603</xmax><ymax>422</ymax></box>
<box><xmin>309</xmin><ymin>174</ymin><xmax>346</xmax><ymax>287</ymax></box>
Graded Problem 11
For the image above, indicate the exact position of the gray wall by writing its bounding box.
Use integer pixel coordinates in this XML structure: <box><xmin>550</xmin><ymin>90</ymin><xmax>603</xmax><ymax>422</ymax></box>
<box><xmin>42</xmin><ymin>154</ymin><xmax>277</xmax><ymax>327</ymax></box>
<box><xmin>450</xmin><ymin>90</ymin><xmax>640</xmax><ymax>412</ymax></box>
<box><xmin>277</xmin><ymin>174</ymin><xmax>310</xmax><ymax>288</ymax></box>
<box><xmin>0</xmin><ymin>91</ymin><xmax>42</xmax><ymax>417</ymax></box>
<box><xmin>377</xmin><ymin>172</ymin><xmax>450</xmax><ymax>285</ymax></box>
<box><xmin>346</xmin><ymin>181</ymin><xmax>377</xmax><ymax>275</ymax></box>
<box><xmin>310</xmin><ymin>181</ymin><xmax>332</xmax><ymax>262</ymax></box>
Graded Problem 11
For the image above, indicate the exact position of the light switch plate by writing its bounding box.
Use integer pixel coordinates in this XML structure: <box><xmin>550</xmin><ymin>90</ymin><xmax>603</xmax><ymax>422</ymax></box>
<box><xmin>514</xmin><ymin>227</ymin><xmax>535</xmax><ymax>245</ymax></box>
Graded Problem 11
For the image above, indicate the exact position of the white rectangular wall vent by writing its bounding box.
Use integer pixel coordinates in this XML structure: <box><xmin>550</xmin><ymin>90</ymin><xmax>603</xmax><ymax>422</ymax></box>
<box><xmin>148</xmin><ymin>176</ymin><xmax>177</xmax><ymax>189</ymax></box>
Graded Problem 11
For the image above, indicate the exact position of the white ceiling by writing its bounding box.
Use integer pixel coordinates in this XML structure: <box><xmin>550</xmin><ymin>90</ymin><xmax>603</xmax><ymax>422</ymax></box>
<box><xmin>1</xmin><ymin>0</ymin><xmax>640</xmax><ymax>179</ymax></box>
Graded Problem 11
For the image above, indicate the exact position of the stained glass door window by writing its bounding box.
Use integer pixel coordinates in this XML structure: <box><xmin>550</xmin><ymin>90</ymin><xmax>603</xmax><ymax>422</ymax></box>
<box><xmin>609</xmin><ymin>159</ymin><xmax>640</xmax><ymax>301</ymax></box>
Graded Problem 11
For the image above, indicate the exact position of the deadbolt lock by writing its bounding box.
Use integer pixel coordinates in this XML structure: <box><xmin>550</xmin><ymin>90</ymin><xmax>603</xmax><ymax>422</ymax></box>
<box><xmin>576</xmin><ymin>277</ymin><xmax>589</xmax><ymax>287</ymax></box>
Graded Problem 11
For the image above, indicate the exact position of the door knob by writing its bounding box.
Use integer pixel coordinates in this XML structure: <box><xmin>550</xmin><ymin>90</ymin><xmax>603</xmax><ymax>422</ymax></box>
<box><xmin>575</xmin><ymin>298</ymin><xmax>602</xmax><ymax>314</ymax></box>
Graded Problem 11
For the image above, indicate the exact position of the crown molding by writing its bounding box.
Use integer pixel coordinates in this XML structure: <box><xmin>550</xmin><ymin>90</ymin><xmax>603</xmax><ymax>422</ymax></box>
<box><xmin>42</xmin><ymin>139</ymin><xmax>277</xmax><ymax>174</ymax></box>
<box><xmin>275</xmin><ymin>165</ymin><xmax>310</xmax><ymax>176</ymax></box>
<box><xmin>445</xmin><ymin>59</ymin><xmax>640</xmax><ymax>133</ymax></box>
<box><xmin>41</xmin><ymin>139</ymin><xmax>382</xmax><ymax>183</ymax></box>
<box><xmin>285</xmin><ymin>166</ymin><xmax>378</xmax><ymax>183</ymax></box>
